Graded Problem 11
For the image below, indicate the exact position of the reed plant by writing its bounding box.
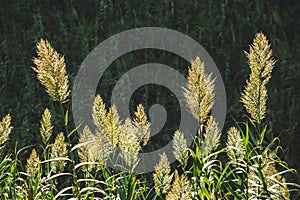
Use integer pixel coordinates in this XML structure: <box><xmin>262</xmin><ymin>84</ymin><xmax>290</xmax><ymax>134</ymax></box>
<box><xmin>0</xmin><ymin>33</ymin><xmax>299</xmax><ymax>199</ymax></box>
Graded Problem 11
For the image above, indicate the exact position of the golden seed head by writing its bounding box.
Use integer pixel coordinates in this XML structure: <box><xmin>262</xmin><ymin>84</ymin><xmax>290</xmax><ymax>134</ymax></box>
<box><xmin>78</xmin><ymin>126</ymin><xmax>113</xmax><ymax>172</ymax></box>
<box><xmin>119</xmin><ymin>118</ymin><xmax>141</xmax><ymax>169</ymax></box>
<box><xmin>201</xmin><ymin>116</ymin><xmax>220</xmax><ymax>157</ymax></box>
<box><xmin>153</xmin><ymin>153</ymin><xmax>173</xmax><ymax>195</ymax></box>
<box><xmin>26</xmin><ymin>149</ymin><xmax>40</xmax><ymax>177</ymax></box>
<box><xmin>166</xmin><ymin>170</ymin><xmax>191</xmax><ymax>200</ymax></box>
<box><xmin>184</xmin><ymin>56</ymin><xmax>215</xmax><ymax>126</ymax></box>
<box><xmin>92</xmin><ymin>94</ymin><xmax>107</xmax><ymax>130</ymax></box>
<box><xmin>226</xmin><ymin>127</ymin><xmax>245</xmax><ymax>163</ymax></box>
<box><xmin>241</xmin><ymin>33</ymin><xmax>275</xmax><ymax>123</ymax></box>
<box><xmin>32</xmin><ymin>39</ymin><xmax>70</xmax><ymax>103</ymax></box>
<box><xmin>103</xmin><ymin>105</ymin><xmax>120</xmax><ymax>146</ymax></box>
<box><xmin>50</xmin><ymin>132</ymin><xmax>68</xmax><ymax>173</ymax></box>
<box><xmin>0</xmin><ymin>114</ymin><xmax>12</xmax><ymax>151</ymax></box>
<box><xmin>40</xmin><ymin>108</ymin><xmax>53</xmax><ymax>145</ymax></box>
<box><xmin>133</xmin><ymin>104</ymin><xmax>150</xmax><ymax>145</ymax></box>
<box><xmin>172</xmin><ymin>130</ymin><xmax>188</xmax><ymax>167</ymax></box>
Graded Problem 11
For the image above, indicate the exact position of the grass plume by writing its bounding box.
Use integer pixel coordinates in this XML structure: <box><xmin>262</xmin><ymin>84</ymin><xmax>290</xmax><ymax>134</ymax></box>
<box><xmin>166</xmin><ymin>170</ymin><xmax>191</xmax><ymax>200</ymax></box>
<box><xmin>26</xmin><ymin>149</ymin><xmax>40</xmax><ymax>177</ymax></box>
<box><xmin>40</xmin><ymin>108</ymin><xmax>53</xmax><ymax>146</ymax></box>
<box><xmin>241</xmin><ymin>33</ymin><xmax>275</xmax><ymax>123</ymax></box>
<box><xmin>172</xmin><ymin>130</ymin><xmax>188</xmax><ymax>168</ymax></box>
<box><xmin>226</xmin><ymin>127</ymin><xmax>245</xmax><ymax>163</ymax></box>
<box><xmin>133</xmin><ymin>104</ymin><xmax>150</xmax><ymax>145</ymax></box>
<box><xmin>32</xmin><ymin>39</ymin><xmax>70</xmax><ymax>103</ymax></box>
<box><xmin>0</xmin><ymin>114</ymin><xmax>12</xmax><ymax>151</ymax></box>
<box><xmin>50</xmin><ymin>132</ymin><xmax>68</xmax><ymax>173</ymax></box>
<box><xmin>153</xmin><ymin>153</ymin><xmax>173</xmax><ymax>196</ymax></box>
<box><xmin>184</xmin><ymin>56</ymin><xmax>215</xmax><ymax>126</ymax></box>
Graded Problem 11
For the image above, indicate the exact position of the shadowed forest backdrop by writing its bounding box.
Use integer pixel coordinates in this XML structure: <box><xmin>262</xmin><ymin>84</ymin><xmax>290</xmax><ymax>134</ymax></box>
<box><xmin>0</xmin><ymin>0</ymin><xmax>299</xmax><ymax>178</ymax></box>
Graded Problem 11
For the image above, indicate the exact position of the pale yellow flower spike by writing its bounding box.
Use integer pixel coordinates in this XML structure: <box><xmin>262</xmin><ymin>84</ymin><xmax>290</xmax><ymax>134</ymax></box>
<box><xmin>153</xmin><ymin>153</ymin><xmax>173</xmax><ymax>195</ymax></box>
<box><xmin>133</xmin><ymin>104</ymin><xmax>150</xmax><ymax>145</ymax></box>
<box><xmin>33</xmin><ymin>39</ymin><xmax>70</xmax><ymax>103</ymax></box>
<box><xmin>226</xmin><ymin>127</ymin><xmax>245</xmax><ymax>163</ymax></box>
<box><xmin>119</xmin><ymin>118</ymin><xmax>141</xmax><ymax>168</ymax></box>
<box><xmin>92</xmin><ymin>94</ymin><xmax>107</xmax><ymax>130</ymax></box>
<box><xmin>184</xmin><ymin>56</ymin><xmax>215</xmax><ymax>126</ymax></box>
<box><xmin>0</xmin><ymin>114</ymin><xmax>12</xmax><ymax>151</ymax></box>
<box><xmin>26</xmin><ymin>149</ymin><xmax>40</xmax><ymax>177</ymax></box>
<box><xmin>241</xmin><ymin>33</ymin><xmax>275</xmax><ymax>123</ymax></box>
<box><xmin>50</xmin><ymin>132</ymin><xmax>68</xmax><ymax>173</ymax></box>
<box><xmin>103</xmin><ymin>105</ymin><xmax>120</xmax><ymax>146</ymax></box>
<box><xmin>78</xmin><ymin>126</ymin><xmax>113</xmax><ymax>172</ymax></box>
<box><xmin>166</xmin><ymin>170</ymin><xmax>192</xmax><ymax>200</ymax></box>
<box><xmin>172</xmin><ymin>130</ymin><xmax>188</xmax><ymax>167</ymax></box>
<box><xmin>40</xmin><ymin>108</ymin><xmax>53</xmax><ymax>146</ymax></box>
<box><xmin>201</xmin><ymin>116</ymin><xmax>221</xmax><ymax>157</ymax></box>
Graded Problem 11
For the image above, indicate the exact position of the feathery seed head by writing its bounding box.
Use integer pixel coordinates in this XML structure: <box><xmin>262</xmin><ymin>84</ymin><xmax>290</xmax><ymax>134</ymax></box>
<box><xmin>201</xmin><ymin>116</ymin><xmax>220</xmax><ymax>157</ymax></box>
<box><xmin>32</xmin><ymin>39</ymin><xmax>70</xmax><ymax>103</ymax></box>
<box><xmin>119</xmin><ymin>118</ymin><xmax>141</xmax><ymax>168</ymax></box>
<box><xmin>133</xmin><ymin>104</ymin><xmax>150</xmax><ymax>145</ymax></box>
<box><xmin>226</xmin><ymin>127</ymin><xmax>245</xmax><ymax>163</ymax></box>
<box><xmin>184</xmin><ymin>56</ymin><xmax>215</xmax><ymax>126</ymax></box>
<box><xmin>166</xmin><ymin>170</ymin><xmax>192</xmax><ymax>200</ymax></box>
<box><xmin>0</xmin><ymin>114</ymin><xmax>12</xmax><ymax>151</ymax></box>
<box><xmin>50</xmin><ymin>132</ymin><xmax>68</xmax><ymax>173</ymax></box>
<box><xmin>241</xmin><ymin>33</ymin><xmax>275</xmax><ymax>123</ymax></box>
<box><xmin>26</xmin><ymin>149</ymin><xmax>40</xmax><ymax>177</ymax></box>
<box><xmin>40</xmin><ymin>108</ymin><xmax>53</xmax><ymax>146</ymax></box>
<box><xmin>172</xmin><ymin>130</ymin><xmax>189</xmax><ymax>167</ymax></box>
<box><xmin>92</xmin><ymin>94</ymin><xmax>107</xmax><ymax>130</ymax></box>
<box><xmin>153</xmin><ymin>153</ymin><xmax>173</xmax><ymax>195</ymax></box>
<box><xmin>78</xmin><ymin>126</ymin><xmax>113</xmax><ymax>172</ymax></box>
<box><xmin>103</xmin><ymin>105</ymin><xmax>120</xmax><ymax>145</ymax></box>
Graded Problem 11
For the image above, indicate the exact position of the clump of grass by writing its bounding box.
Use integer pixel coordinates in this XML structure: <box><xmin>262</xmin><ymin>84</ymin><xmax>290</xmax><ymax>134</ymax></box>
<box><xmin>0</xmin><ymin>33</ymin><xmax>299</xmax><ymax>199</ymax></box>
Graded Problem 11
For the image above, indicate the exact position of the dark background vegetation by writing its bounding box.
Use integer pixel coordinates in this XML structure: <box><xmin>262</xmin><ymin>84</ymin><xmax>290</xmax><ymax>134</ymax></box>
<box><xmin>0</xmin><ymin>0</ymin><xmax>299</xmax><ymax>178</ymax></box>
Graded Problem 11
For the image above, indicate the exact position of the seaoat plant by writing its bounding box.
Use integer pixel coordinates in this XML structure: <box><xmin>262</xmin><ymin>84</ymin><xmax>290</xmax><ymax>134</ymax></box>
<box><xmin>0</xmin><ymin>114</ymin><xmax>12</xmax><ymax>151</ymax></box>
<box><xmin>166</xmin><ymin>170</ymin><xmax>191</xmax><ymax>200</ymax></box>
<box><xmin>26</xmin><ymin>149</ymin><xmax>40</xmax><ymax>177</ymax></box>
<box><xmin>184</xmin><ymin>56</ymin><xmax>215</xmax><ymax>127</ymax></box>
<box><xmin>50</xmin><ymin>132</ymin><xmax>68</xmax><ymax>173</ymax></box>
<box><xmin>133</xmin><ymin>104</ymin><xmax>150</xmax><ymax>145</ymax></box>
<box><xmin>40</xmin><ymin>108</ymin><xmax>53</xmax><ymax>146</ymax></box>
<box><xmin>241</xmin><ymin>33</ymin><xmax>275</xmax><ymax>124</ymax></box>
<box><xmin>32</xmin><ymin>39</ymin><xmax>70</xmax><ymax>103</ymax></box>
<box><xmin>153</xmin><ymin>153</ymin><xmax>173</xmax><ymax>196</ymax></box>
<box><xmin>172</xmin><ymin>130</ymin><xmax>188</xmax><ymax>168</ymax></box>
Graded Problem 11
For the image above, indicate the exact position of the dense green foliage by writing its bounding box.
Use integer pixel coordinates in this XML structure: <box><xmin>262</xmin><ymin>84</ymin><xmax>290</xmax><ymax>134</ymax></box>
<box><xmin>0</xmin><ymin>0</ymin><xmax>299</xmax><ymax>190</ymax></box>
